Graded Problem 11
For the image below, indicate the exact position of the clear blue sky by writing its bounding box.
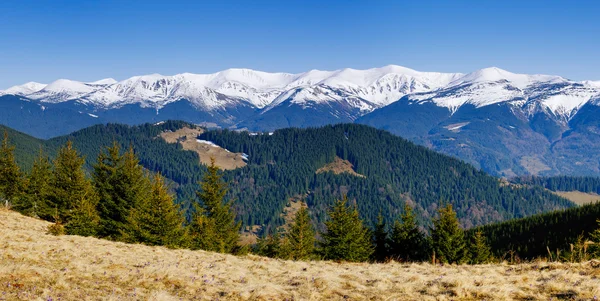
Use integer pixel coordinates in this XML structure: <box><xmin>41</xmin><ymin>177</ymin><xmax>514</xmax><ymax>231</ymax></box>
<box><xmin>1</xmin><ymin>0</ymin><xmax>599</xmax><ymax>88</ymax></box>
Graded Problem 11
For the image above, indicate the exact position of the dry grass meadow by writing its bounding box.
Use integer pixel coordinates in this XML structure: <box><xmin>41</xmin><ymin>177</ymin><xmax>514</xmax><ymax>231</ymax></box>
<box><xmin>2</xmin><ymin>208</ymin><xmax>600</xmax><ymax>300</ymax></box>
<box><xmin>160</xmin><ymin>127</ymin><xmax>247</xmax><ymax>170</ymax></box>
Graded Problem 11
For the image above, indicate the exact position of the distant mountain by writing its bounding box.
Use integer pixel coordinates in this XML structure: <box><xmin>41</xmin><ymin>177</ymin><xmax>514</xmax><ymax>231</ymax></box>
<box><xmin>2</xmin><ymin>65</ymin><xmax>600</xmax><ymax>177</ymax></box>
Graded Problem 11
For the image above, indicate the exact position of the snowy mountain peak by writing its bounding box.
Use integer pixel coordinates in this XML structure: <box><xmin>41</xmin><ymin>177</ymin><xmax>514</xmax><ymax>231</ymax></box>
<box><xmin>1</xmin><ymin>82</ymin><xmax>47</xmax><ymax>96</ymax></box>
<box><xmin>450</xmin><ymin>67</ymin><xmax>565</xmax><ymax>89</ymax></box>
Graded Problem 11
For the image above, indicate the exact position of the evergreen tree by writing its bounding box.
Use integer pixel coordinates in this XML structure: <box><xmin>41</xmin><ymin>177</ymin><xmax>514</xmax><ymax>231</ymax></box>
<box><xmin>320</xmin><ymin>196</ymin><xmax>374</xmax><ymax>262</ymax></box>
<box><xmin>431</xmin><ymin>204</ymin><xmax>468</xmax><ymax>264</ymax></box>
<box><xmin>48</xmin><ymin>141</ymin><xmax>93</xmax><ymax>222</ymax></box>
<box><xmin>588</xmin><ymin>219</ymin><xmax>600</xmax><ymax>258</ymax></box>
<box><xmin>65</xmin><ymin>195</ymin><xmax>100</xmax><ymax>237</ymax></box>
<box><xmin>286</xmin><ymin>206</ymin><xmax>316</xmax><ymax>260</ymax></box>
<box><xmin>255</xmin><ymin>232</ymin><xmax>283</xmax><ymax>258</ymax></box>
<box><xmin>372</xmin><ymin>214</ymin><xmax>389</xmax><ymax>262</ymax></box>
<box><xmin>390</xmin><ymin>204</ymin><xmax>428</xmax><ymax>262</ymax></box>
<box><xmin>189</xmin><ymin>158</ymin><xmax>240</xmax><ymax>253</ymax></box>
<box><xmin>93</xmin><ymin>143</ymin><xmax>150</xmax><ymax>239</ymax></box>
<box><xmin>122</xmin><ymin>174</ymin><xmax>186</xmax><ymax>248</ymax></box>
<box><xmin>18</xmin><ymin>148</ymin><xmax>53</xmax><ymax>218</ymax></box>
<box><xmin>0</xmin><ymin>131</ymin><xmax>24</xmax><ymax>207</ymax></box>
<box><xmin>469</xmin><ymin>230</ymin><xmax>492</xmax><ymax>264</ymax></box>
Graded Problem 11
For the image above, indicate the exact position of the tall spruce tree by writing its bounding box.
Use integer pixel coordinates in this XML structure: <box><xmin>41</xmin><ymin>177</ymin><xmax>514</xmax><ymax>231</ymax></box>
<box><xmin>189</xmin><ymin>158</ymin><xmax>240</xmax><ymax>253</ymax></box>
<box><xmin>372</xmin><ymin>214</ymin><xmax>389</xmax><ymax>262</ymax></box>
<box><xmin>469</xmin><ymin>229</ymin><xmax>492</xmax><ymax>264</ymax></box>
<box><xmin>18</xmin><ymin>148</ymin><xmax>53</xmax><ymax>218</ymax></box>
<box><xmin>48</xmin><ymin>141</ymin><xmax>93</xmax><ymax>222</ymax></box>
<box><xmin>0</xmin><ymin>131</ymin><xmax>24</xmax><ymax>207</ymax></box>
<box><xmin>93</xmin><ymin>143</ymin><xmax>150</xmax><ymax>239</ymax></box>
<box><xmin>286</xmin><ymin>206</ymin><xmax>316</xmax><ymax>260</ymax></box>
<box><xmin>122</xmin><ymin>174</ymin><xmax>186</xmax><ymax>248</ymax></box>
<box><xmin>390</xmin><ymin>204</ymin><xmax>428</xmax><ymax>262</ymax></box>
<box><xmin>320</xmin><ymin>196</ymin><xmax>374</xmax><ymax>262</ymax></box>
<box><xmin>65</xmin><ymin>195</ymin><xmax>100</xmax><ymax>237</ymax></box>
<box><xmin>431</xmin><ymin>204</ymin><xmax>468</xmax><ymax>264</ymax></box>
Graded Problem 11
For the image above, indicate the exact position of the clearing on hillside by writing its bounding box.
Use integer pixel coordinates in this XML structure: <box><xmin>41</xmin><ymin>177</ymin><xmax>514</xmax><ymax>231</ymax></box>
<box><xmin>316</xmin><ymin>157</ymin><xmax>365</xmax><ymax>177</ymax></box>
<box><xmin>160</xmin><ymin>127</ymin><xmax>247</xmax><ymax>170</ymax></box>
<box><xmin>552</xmin><ymin>190</ymin><xmax>600</xmax><ymax>206</ymax></box>
<box><xmin>2</xmin><ymin>208</ymin><xmax>600</xmax><ymax>300</ymax></box>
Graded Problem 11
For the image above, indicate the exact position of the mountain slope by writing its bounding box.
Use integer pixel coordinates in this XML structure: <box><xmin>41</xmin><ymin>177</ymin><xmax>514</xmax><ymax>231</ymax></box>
<box><xmin>3</xmin><ymin>122</ymin><xmax>574</xmax><ymax>232</ymax></box>
<box><xmin>2</xmin><ymin>65</ymin><xmax>600</xmax><ymax>177</ymax></box>
<box><xmin>5</xmin><ymin>208</ymin><xmax>599</xmax><ymax>301</ymax></box>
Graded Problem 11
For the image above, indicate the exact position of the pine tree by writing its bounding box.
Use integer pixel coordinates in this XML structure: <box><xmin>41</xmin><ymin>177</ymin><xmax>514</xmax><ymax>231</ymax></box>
<box><xmin>188</xmin><ymin>158</ymin><xmax>240</xmax><ymax>253</ymax></box>
<box><xmin>93</xmin><ymin>143</ymin><xmax>150</xmax><ymax>239</ymax></box>
<box><xmin>588</xmin><ymin>219</ymin><xmax>600</xmax><ymax>258</ymax></box>
<box><xmin>65</xmin><ymin>195</ymin><xmax>100</xmax><ymax>237</ymax></box>
<box><xmin>0</xmin><ymin>131</ymin><xmax>24</xmax><ymax>207</ymax></box>
<box><xmin>372</xmin><ymin>214</ymin><xmax>389</xmax><ymax>262</ymax></box>
<box><xmin>255</xmin><ymin>232</ymin><xmax>283</xmax><ymax>258</ymax></box>
<box><xmin>431</xmin><ymin>204</ymin><xmax>468</xmax><ymax>264</ymax></box>
<box><xmin>286</xmin><ymin>206</ymin><xmax>316</xmax><ymax>260</ymax></box>
<box><xmin>48</xmin><ymin>141</ymin><xmax>93</xmax><ymax>222</ymax></box>
<box><xmin>320</xmin><ymin>196</ymin><xmax>374</xmax><ymax>262</ymax></box>
<box><xmin>390</xmin><ymin>204</ymin><xmax>428</xmax><ymax>262</ymax></box>
<box><xmin>18</xmin><ymin>148</ymin><xmax>53</xmax><ymax>218</ymax></box>
<box><xmin>469</xmin><ymin>229</ymin><xmax>492</xmax><ymax>264</ymax></box>
<box><xmin>122</xmin><ymin>174</ymin><xmax>186</xmax><ymax>248</ymax></box>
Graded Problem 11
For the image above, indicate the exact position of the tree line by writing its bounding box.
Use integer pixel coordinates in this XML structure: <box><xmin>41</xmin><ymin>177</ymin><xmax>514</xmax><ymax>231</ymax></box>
<box><xmin>3</xmin><ymin>128</ymin><xmax>600</xmax><ymax>264</ymax></box>
<box><xmin>0</xmin><ymin>130</ymin><xmax>493</xmax><ymax>263</ymax></box>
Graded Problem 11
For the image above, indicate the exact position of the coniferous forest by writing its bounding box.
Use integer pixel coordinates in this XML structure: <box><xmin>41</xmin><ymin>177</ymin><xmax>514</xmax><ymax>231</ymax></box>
<box><xmin>2</xmin><ymin>121</ymin><xmax>600</xmax><ymax>263</ymax></box>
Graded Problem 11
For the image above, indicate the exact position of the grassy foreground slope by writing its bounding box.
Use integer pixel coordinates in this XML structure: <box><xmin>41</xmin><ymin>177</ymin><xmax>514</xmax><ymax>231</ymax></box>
<box><xmin>2</xmin><ymin>209</ymin><xmax>600</xmax><ymax>301</ymax></box>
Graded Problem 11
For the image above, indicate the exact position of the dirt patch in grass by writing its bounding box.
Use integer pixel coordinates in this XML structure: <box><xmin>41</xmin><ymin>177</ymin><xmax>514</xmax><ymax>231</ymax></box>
<box><xmin>316</xmin><ymin>157</ymin><xmax>364</xmax><ymax>178</ymax></box>
<box><xmin>160</xmin><ymin>127</ymin><xmax>247</xmax><ymax>170</ymax></box>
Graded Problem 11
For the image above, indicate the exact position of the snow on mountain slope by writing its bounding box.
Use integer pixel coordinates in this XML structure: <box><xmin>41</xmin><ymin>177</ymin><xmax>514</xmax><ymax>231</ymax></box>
<box><xmin>449</xmin><ymin>67</ymin><xmax>564</xmax><ymax>89</ymax></box>
<box><xmin>1</xmin><ymin>82</ymin><xmax>47</xmax><ymax>96</ymax></box>
<box><xmin>27</xmin><ymin>79</ymin><xmax>114</xmax><ymax>103</ymax></box>
<box><xmin>2</xmin><ymin>66</ymin><xmax>599</xmax><ymax>120</ymax></box>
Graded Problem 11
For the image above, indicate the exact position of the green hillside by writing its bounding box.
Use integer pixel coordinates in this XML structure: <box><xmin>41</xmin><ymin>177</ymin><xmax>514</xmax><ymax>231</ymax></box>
<box><xmin>1</xmin><ymin>122</ymin><xmax>575</xmax><ymax>233</ymax></box>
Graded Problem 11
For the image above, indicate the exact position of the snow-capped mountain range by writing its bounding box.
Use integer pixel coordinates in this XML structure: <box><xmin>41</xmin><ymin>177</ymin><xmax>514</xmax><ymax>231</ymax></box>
<box><xmin>2</xmin><ymin>65</ymin><xmax>598</xmax><ymax>119</ymax></box>
<box><xmin>2</xmin><ymin>65</ymin><xmax>600</xmax><ymax>178</ymax></box>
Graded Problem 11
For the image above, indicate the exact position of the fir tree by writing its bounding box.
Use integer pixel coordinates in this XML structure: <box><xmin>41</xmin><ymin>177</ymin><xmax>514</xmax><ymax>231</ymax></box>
<box><xmin>390</xmin><ymin>204</ymin><xmax>427</xmax><ymax>262</ymax></box>
<box><xmin>18</xmin><ymin>148</ymin><xmax>53</xmax><ymax>218</ymax></box>
<box><xmin>469</xmin><ymin>230</ymin><xmax>492</xmax><ymax>264</ymax></box>
<box><xmin>189</xmin><ymin>158</ymin><xmax>240</xmax><ymax>253</ymax></box>
<box><xmin>0</xmin><ymin>131</ymin><xmax>24</xmax><ymax>207</ymax></box>
<box><xmin>320</xmin><ymin>196</ymin><xmax>374</xmax><ymax>262</ymax></box>
<box><xmin>93</xmin><ymin>143</ymin><xmax>150</xmax><ymax>239</ymax></box>
<box><xmin>286</xmin><ymin>206</ymin><xmax>316</xmax><ymax>260</ymax></box>
<box><xmin>372</xmin><ymin>214</ymin><xmax>389</xmax><ymax>262</ymax></box>
<box><xmin>255</xmin><ymin>232</ymin><xmax>283</xmax><ymax>258</ymax></box>
<box><xmin>122</xmin><ymin>174</ymin><xmax>186</xmax><ymax>248</ymax></box>
<box><xmin>65</xmin><ymin>195</ymin><xmax>100</xmax><ymax>237</ymax></box>
<box><xmin>431</xmin><ymin>204</ymin><xmax>468</xmax><ymax>264</ymax></box>
<box><xmin>48</xmin><ymin>141</ymin><xmax>93</xmax><ymax>222</ymax></box>
<box><xmin>588</xmin><ymin>219</ymin><xmax>600</xmax><ymax>258</ymax></box>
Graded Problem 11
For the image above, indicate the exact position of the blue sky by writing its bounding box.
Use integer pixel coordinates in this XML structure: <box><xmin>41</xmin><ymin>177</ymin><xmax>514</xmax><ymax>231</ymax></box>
<box><xmin>0</xmin><ymin>0</ymin><xmax>599</xmax><ymax>88</ymax></box>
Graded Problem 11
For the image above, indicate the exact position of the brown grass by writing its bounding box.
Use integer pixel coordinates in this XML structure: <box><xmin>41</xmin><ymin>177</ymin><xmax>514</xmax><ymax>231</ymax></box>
<box><xmin>316</xmin><ymin>157</ymin><xmax>364</xmax><ymax>178</ymax></box>
<box><xmin>160</xmin><ymin>127</ymin><xmax>246</xmax><ymax>170</ymax></box>
<box><xmin>2</xmin><ymin>208</ymin><xmax>600</xmax><ymax>300</ymax></box>
<box><xmin>552</xmin><ymin>190</ymin><xmax>600</xmax><ymax>206</ymax></box>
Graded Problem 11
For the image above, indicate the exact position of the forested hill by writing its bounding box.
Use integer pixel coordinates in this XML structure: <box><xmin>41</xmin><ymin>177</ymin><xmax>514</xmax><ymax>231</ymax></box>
<box><xmin>470</xmin><ymin>201</ymin><xmax>600</xmax><ymax>260</ymax></box>
<box><xmin>1</xmin><ymin>122</ymin><xmax>574</xmax><ymax>233</ymax></box>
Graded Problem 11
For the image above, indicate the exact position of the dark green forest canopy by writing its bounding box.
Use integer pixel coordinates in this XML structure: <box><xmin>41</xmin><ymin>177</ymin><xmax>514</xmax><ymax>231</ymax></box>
<box><xmin>470</xmin><ymin>201</ymin><xmax>600</xmax><ymax>259</ymax></box>
<box><xmin>1</xmin><ymin>122</ymin><xmax>575</xmax><ymax>234</ymax></box>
